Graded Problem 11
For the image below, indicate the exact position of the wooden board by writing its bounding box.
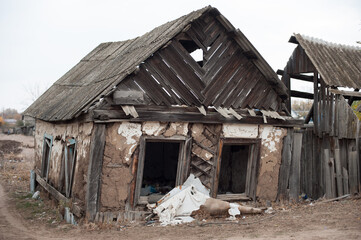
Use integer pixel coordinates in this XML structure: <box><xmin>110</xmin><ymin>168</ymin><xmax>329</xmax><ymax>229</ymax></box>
<box><xmin>289</xmin><ymin>132</ymin><xmax>303</xmax><ymax>201</ymax></box>
<box><xmin>278</xmin><ymin>129</ymin><xmax>293</xmax><ymax>201</ymax></box>
<box><xmin>85</xmin><ymin>124</ymin><xmax>106</xmax><ymax>221</ymax></box>
<box><xmin>334</xmin><ymin>149</ymin><xmax>343</xmax><ymax>196</ymax></box>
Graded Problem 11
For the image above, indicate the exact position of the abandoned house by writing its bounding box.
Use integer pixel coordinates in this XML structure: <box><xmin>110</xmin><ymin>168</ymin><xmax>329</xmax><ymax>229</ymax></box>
<box><xmin>277</xmin><ymin>34</ymin><xmax>361</xmax><ymax>201</ymax></box>
<box><xmin>24</xmin><ymin>6</ymin><xmax>305</xmax><ymax>222</ymax></box>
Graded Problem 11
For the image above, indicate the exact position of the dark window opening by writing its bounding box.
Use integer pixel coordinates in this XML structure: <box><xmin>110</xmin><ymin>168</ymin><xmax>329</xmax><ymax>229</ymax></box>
<box><xmin>218</xmin><ymin>145</ymin><xmax>249</xmax><ymax>194</ymax></box>
<box><xmin>141</xmin><ymin>142</ymin><xmax>180</xmax><ymax>196</ymax></box>
<box><xmin>179</xmin><ymin>39</ymin><xmax>204</xmax><ymax>67</ymax></box>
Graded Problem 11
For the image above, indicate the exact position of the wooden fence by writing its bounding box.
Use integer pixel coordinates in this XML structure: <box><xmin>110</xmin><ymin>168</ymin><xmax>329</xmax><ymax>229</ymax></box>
<box><xmin>278</xmin><ymin>127</ymin><xmax>360</xmax><ymax>201</ymax></box>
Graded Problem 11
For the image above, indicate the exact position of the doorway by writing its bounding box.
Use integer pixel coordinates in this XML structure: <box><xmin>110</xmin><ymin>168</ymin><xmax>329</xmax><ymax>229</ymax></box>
<box><xmin>141</xmin><ymin>142</ymin><xmax>180</xmax><ymax>194</ymax></box>
<box><xmin>134</xmin><ymin>136</ymin><xmax>191</xmax><ymax>205</ymax></box>
<box><xmin>214</xmin><ymin>138</ymin><xmax>260</xmax><ymax>200</ymax></box>
<box><xmin>218</xmin><ymin>145</ymin><xmax>249</xmax><ymax>194</ymax></box>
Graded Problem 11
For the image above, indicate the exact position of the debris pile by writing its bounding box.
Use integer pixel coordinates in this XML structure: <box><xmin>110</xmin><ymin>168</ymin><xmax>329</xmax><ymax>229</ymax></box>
<box><xmin>148</xmin><ymin>174</ymin><xmax>262</xmax><ymax>226</ymax></box>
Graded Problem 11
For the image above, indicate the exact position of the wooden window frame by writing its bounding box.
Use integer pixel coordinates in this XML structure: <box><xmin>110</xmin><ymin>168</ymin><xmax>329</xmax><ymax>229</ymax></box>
<box><xmin>41</xmin><ymin>133</ymin><xmax>53</xmax><ymax>182</ymax></box>
<box><xmin>133</xmin><ymin>135</ymin><xmax>192</xmax><ymax>206</ymax></box>
<box><xmin>62</xmin><ymin>138</ymin><xmax>77</xmax><ymax>198</ymax></box>
<box><xmin>212</xmin><ymin>138</ymin><xmax>261</xmax><ymax>200</ymax></box>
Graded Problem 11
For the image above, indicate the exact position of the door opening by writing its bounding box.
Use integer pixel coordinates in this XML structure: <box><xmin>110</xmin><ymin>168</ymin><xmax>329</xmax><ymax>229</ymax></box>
<box><xmin>218</xmin><ymin>145</ymin><xmax>250</xmax><ymax>194</ymax></box>
<box><xmin>141</xmin><ymin>141</ymin><xmax>180</xmax><ymax>195</ymax></box>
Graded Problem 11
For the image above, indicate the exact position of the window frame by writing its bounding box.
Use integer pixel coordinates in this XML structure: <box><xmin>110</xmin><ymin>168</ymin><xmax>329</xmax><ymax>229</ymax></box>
<box><xmin>212</xmin><ymin>138</ymin><xmax>261</xmax><ymax>200</ymax></box>
<box><xmin>41</xmin><ymin>133</ymin><xmax>53</xmax><ymax>182</ymax></box>
<box><xmin>133</xmin><ymin>135</ymin><xmax>192</xmax><ymax>206</ymax></box>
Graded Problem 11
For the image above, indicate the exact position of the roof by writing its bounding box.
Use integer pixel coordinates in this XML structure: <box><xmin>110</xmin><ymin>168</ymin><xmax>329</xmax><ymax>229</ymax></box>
<box><xmin>24</xmin><ymin>6</ymin><xmax>288</xmax><ymax>121</ymax></box>
<box><xmin>293</xmin><ymin>34</ymin><xmax>361</xmax><ymax>88</ymax></box>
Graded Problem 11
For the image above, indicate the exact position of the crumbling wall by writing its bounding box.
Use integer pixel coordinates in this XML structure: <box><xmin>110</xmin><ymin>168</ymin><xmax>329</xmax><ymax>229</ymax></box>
<box><xmin>256</xmin><ymin>126</ymin><xmax>287</xmax><ymax>201</ymax></box>
<box><xmin>100</xmin><ymin>122</ymin><xmax>141</xmax><ymax>209</ymax></box>
<box><xmin>222</xmin><ymin>123</ymin><xmax>287</xmax><ymax>201</ymax></box>
<box><xmin>100</xmin><ymin>121</ymin><xmax>189</xmax><ymax>211</ymax></box>
<box><xmin>34</xmin><ymin>119</ymin><xmax>93</xmax><ymax>202</ymax></box>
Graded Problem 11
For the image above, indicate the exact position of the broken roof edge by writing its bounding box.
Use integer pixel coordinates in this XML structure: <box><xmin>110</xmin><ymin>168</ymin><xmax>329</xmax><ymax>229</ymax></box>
<box><xmin>294</xmin><ymin>33</ymin><xmax>361</xmax><ymax>51</ymax></box>
<box><xmin>24</xmin><ymin>5</ymin><xmax>289</xmax><ymax>122</ymax></box>
<box><xmin>292</xmin><ymin>33</ymin><xmax>361</xmax><ymax>89</ymax></box>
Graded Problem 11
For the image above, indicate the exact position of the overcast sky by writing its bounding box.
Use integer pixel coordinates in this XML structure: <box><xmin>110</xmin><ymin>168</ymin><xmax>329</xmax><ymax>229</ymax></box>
<box><xmin>0</xmin><ymin>0</ymin><xmax>360</xmax><ymax>113</ymax></box>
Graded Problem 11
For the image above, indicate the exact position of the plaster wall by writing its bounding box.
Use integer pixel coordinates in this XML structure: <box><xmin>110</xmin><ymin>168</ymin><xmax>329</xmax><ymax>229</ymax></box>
<box><xmin>34</xmin><ymin>119</ymin><xmax>93</xmax><ymax>202</ymax></box>
<box><xmin>222</xmin><ymin>123</ymin><xmax>287</xmax><ymax>201</ymax></box>
<box><xmin>100</xmin><ymin>121</ymin><xmax>188</xmax><ymax>211</ymax></box>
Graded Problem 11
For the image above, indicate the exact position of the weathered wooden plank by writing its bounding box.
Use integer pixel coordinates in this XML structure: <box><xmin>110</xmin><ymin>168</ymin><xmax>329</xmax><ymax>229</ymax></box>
<box><xmin>36</xmin><ymin>174</ymin><xmax>82</xmax><ymax>217</ymax></box>
<box><xmin>303</xmin><ymin>129</ymin><xmax>313</xmax><ymax>197</ymax></box>
<box><xmin>143</xmin><ymin>61</ymin><xmax>184</xmax><ymax>105</ymax></box>
<box><xmin>348</xmin><ymin>151</ymin><xmax>358</xmax><ymax>194</ymax></box>
<box><xmin>313</xmin><ymin>70</ymin><xmax>319</xmax><ymax>135</ymax></box>
<box><xmin>86</xmin><ymin>124</ymin><xmax>106</xmax><ymax>221</ymax></box>
<box><xmin>132</xmin><ymin>65</ymin><xmax>173</xmax><ymax>105</ymax></box>
<box><xmin>113</xmin><ymin>90</ymin><xmax>145</xmax><ymax>105</ymax></box>
<box><xmin>202</xmin><ymin>41</ymin><xmax>238</xmax><ymax>88</ymax></box>
<box><xmin>171</xmin><ymin>40</ymin><xmax>205</xmax><ymax>77</ymax></box>
<box><xmin>343</xmin><ymin>167</ymin><xmax>349</xmax><ymax>194</ymax></box>
<box><xmin>147</xmin><ymin>53</ymin><xmax>201</xmax><ymax>106</ymax></box>
<box><xmin>334</xmin><ymin>149</ymin><xmax>343</xmax><ymax>196</ymax></box>
<box><xmin>323</xmin><ymin>149</ymin><xmax>332</xmax><ymax>198</ymax></box>
<box><xmin>329</xmin><ymin>157</ymin><xmax>336</xmax><ymax>198</ymax></box>
<box><xmin>230</xmin><ymin>70</ymin><xmax>261</xmax><ymax>108</ymax></box>
<box><xmin>330</xmin><ymin>89</ymin><xmax>361</xmax><ymax>98</ymax></box>
<box><xmin>241</xmin><ymin>76</ymin><xmax>267</xmax><ymax>109</ymax></box>
<box><xmin>134</xmin><ymin>137</ymin><xmax>146</xmax><ymax>206</ymax></box>
<box><xmin>159</xmin><ymin>43</ymin><xmax>205</xmax><ymax>95</ymax></box>
<box><xmin>278</xmin><ymin>129</ymin><xmax>293</xmax><ymax>201</ymax></box>
<box><xmin>248</xmin><ymin>142</ymin><xmax>260</xmax><ymax>201</ymax></box>
<box><xmin>203</xmin><ymin>49</ymin><xmax>242</xmax><ymax>104</ymax></box>
<box><xmin>289</xmin><ymin>132</ymin><xmax>303</xmax><ymax>201</ymax></box>
<box><xmin>92</xmin><ymin>108</ymin><xmax>303</xmax><ymax>126</ymax></box>
<box><xmin>211</xmin><ymin>57</ymin><xmax>249</xmax><ymax>108</ymax></box>
<box><xmin>217</xmin><ymin>194</ymin><xmax>251</xmax><ymax>201</ymax></box>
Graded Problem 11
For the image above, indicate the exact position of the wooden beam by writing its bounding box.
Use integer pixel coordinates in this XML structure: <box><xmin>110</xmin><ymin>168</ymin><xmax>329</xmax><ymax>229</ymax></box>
<box><xmin>289</xmin><ymin>132</ymin><xmax>303</xmax><ymax>202</ymax></box>
<box><xmin>329</xmin><ymin>89</ymin><xmax>361</xmax><ymax>98</ymax></box>
<box><xmin>85</xmin><ymin>124</ymin><xmax>106</xmax><ymax>221</ymax></box>
<box><xmin>304</xmin><ymin>103</ymin><xmax>314</xmax><ymax>124</ymax></box>
<box><xmin>93</xmin><ymin>109</ymin><xmax>303</xmax><ymax>126</ymax></box>
<box><xmin>217</xmin><ymin>194</ymin><xmax>251</xmax><ymax>201</ymax></box>
<box><xmin>291</xmin><ymin>90</ymin><xmax>314</xmax><ymax>99</ymax></box>
<box><xmin>278</xmin><ymin>129</ymin><xmax>293</xmax><ymax>201</ymax></box>
<box><xmin>277</xmin><ymin>70</ymin><xmax>315</xmax><ymax>83</ymax></box>
<box><xmin>313</xmin><ymin>70</ymin><xmax>319</xmax><ymax>135</ymax></box>
<box><xmin>36</xmin><ymin>174</ymin><xmax>82</xmax><ymax>217</ymax></box>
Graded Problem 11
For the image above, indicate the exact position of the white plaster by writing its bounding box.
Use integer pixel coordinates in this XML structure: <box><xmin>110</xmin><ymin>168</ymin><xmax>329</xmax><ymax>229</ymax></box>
<box><xmin>117</xmin><ymin>122</ymin><xmax>142</xmax><ymax>144</ymax></box>
<box><xmin>142</xmin><ymin>121</ymin><xmax>166</xmax><ymax>136</ymax></box>
<box><xmin>259</xmin><ymin>126</ymin><xmax>284</xmax><ymax>153</ymax></box>
<box><xmin>177</xmin><ymin>122</ymin><xmax>189</xmax><ymax>136</ymax></box>
<box><xmin>222</xmin><ymin>124</ymin><xmax>258</xmax><ymax>138</ymax></box>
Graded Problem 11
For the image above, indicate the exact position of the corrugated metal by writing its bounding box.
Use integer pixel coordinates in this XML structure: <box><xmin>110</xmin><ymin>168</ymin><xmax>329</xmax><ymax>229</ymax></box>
<box><xmin>295</xmin><ymin>34</ymin><xmax>361</xmax><ymax>88</ymax></box>
<box><xmin>24</xmin><ymin>6</ymin><xmax>287</xmax><ymax>121</ymax></box>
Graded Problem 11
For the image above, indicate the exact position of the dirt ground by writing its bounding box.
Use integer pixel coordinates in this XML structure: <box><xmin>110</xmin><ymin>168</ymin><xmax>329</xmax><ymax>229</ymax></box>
<box><xmin>0</xmin><ymin>133</ymin><xmax>360</xmax><ymax>240</ymax></box>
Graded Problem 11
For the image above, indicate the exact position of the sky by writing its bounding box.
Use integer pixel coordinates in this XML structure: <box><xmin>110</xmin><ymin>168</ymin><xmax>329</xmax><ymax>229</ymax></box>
<box><xmin>0</xmin><ymin>0</ymin><xmax>360</xmax><ymax>113</ymax></box>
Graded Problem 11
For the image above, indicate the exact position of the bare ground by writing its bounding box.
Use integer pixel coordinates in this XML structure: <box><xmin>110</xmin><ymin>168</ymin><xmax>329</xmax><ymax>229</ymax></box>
<box><xmin>0</xmin><ymin>133</ymin><xmax>360</xmax><ymax>240</ymax></box>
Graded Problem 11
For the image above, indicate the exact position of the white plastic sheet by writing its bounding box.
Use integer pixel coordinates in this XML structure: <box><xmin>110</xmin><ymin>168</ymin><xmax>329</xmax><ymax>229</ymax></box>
<box><xmin>153</xmin><ymin>174</ymin><xmax>210</xmax><ymax>225</ymax></box>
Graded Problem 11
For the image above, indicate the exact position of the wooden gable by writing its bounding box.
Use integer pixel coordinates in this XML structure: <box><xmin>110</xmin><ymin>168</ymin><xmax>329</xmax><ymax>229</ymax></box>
<box><xmin>112</xmin><ymin>13</ymin><xmax>284</xmax><ymax>113</ymax></box>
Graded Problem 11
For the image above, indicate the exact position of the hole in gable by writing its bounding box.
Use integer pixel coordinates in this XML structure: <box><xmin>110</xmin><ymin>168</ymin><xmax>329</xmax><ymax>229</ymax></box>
<box><xmin>179</xmin><ymin>40</ymin><xmax>204</xmax><ymax>67</ymax></box>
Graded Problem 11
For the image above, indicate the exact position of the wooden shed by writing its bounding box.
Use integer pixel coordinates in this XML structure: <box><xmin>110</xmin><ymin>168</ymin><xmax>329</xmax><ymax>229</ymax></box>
<box><xmin>24</xmin><ymin>6</ymin><xmax>300</xmax><ymax>222</ymax></box>
<box><xmin>278</xmin><ymin>34</ymin><xmax>361</xmax><ymax>201</ymax></box>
